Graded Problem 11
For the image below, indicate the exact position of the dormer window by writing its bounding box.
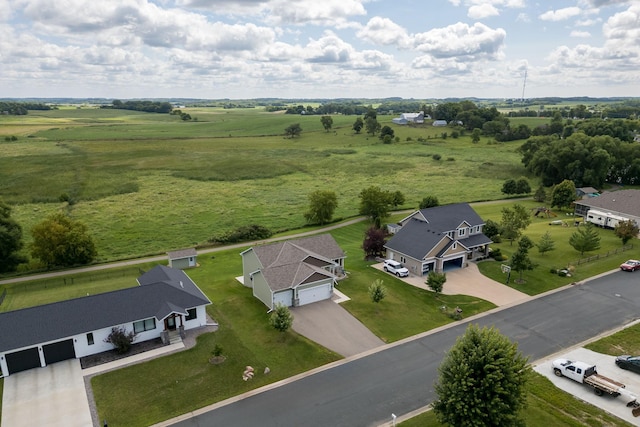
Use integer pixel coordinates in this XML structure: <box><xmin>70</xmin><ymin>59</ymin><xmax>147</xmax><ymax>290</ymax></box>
<box><xmin>459</xmin><ymin>228</ymin><xmax>466</xmax><ymax>237</ymax></box>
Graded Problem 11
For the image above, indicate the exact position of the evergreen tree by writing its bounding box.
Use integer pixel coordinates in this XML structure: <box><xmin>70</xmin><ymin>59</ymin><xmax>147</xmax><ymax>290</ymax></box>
<box><xmin>426</xmin><ymin>272</ymin><xmax>446</xmax><ymax>294</ymax></box>
<box><xmin>569</xmin><ymin>222</ymin><xmax>601</xmax><ymax>255</ymax></box>
<box><xmin>368</xmin><ymin>279</ymin><xmax>387</xmax><ymax>303</ymax></box>
<box><xmin>536</xmin><ymin>231</ymin><xmax>556</xmax><ymax>256</ymax></box>
<box><xmin>270</xmin><ymin>304</ymin><xmax>293</xmax><ymax>333</ymax></box>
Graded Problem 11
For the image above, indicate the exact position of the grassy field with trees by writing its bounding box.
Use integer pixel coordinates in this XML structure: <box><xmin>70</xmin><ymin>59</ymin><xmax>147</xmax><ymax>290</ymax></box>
<box><xmin>1</xmin><ymin>106</ymin><xmax>529</xmax><ymax>266</ymax></box>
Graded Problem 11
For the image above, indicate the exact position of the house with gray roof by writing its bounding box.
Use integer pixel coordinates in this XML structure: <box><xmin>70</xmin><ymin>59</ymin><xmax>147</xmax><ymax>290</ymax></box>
<box><xmin>385</xmin><ymin>203</ymin><xmax>492</xmax><ymax>276</ymax></box>
<box><xmin>240</xmin><ymin>234</ymin><xmax>346</xmax><ymax>310</ymax></box>
<box><xmin>574</xmin><ymin>189</ymin><xmax>640</xmax><ymax>228</ymax></box>
<box><xmin>0</xmin><ymin>265</ymin><xmax>211</xmax><ymax>377</ymax></box>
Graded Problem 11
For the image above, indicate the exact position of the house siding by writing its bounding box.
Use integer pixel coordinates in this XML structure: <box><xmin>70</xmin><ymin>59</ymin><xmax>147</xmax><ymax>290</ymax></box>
<box><xmin>251</xmin><ymin>272</ymin><xmax>273</xmax><ymax>309</ymax></box>
<box><xmin>169</xmin><ymin>258</ymin><xmax>190</xmax><ymax>269</ymax></box>
<box><xmin>241</xmin><ymin>249</ymin><xmax>263</xmax><ymax>288</ymax></box>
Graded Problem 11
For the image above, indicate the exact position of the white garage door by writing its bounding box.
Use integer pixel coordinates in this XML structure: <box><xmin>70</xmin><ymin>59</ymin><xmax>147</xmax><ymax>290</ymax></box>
<box><xmin>297</xmin><ymin>283</ymin><xmax>332</xmax><ymax>306</ymax></box>
<box><xmin>273</xmin><ymin>290</ymin><xmax>293</xmax><ymax>307</ymax></box>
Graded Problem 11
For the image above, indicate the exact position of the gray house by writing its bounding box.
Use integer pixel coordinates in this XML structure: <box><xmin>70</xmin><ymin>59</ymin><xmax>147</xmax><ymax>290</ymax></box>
<box><xmin>0</xmin><ymin>265</ymin><xmax>211</xmax><ymax>377</ymax></box>
<box><xmin>574</xmin><ymin>189</ymin><xmax>640</xmax><ymax>227</ymax></box>
<box><xmin>240</xmin><ymin>234</ymin><xmax>346</xmax><ymax>310</ymax></box>
<box><xmin>167</xmin><ymin>248</ymin><xmax>197</xmax><ymax>269</ymax></box>
<box><xmin>385</xmin><ymin>203</ymin><xmax>491</xmax><ymax>276</ymax></box>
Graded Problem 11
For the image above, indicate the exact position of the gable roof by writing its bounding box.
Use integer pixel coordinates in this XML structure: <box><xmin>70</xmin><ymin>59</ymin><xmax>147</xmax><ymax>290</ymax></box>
<box><xmin>404</xmin><ymin>203</ymin><xmax>485</xmax><ymax>231</ymax></box>
<box><xmin>167</xmin><ymin>248</ymin><xmax>197</xmax><ymax>260</ymax></box>
<box><xmin>576</xmin><ymin>189</ymin><xmax>640</xmax><ymax>216</ymax></box>
<box><xmin>249</xmin><ymin>234</ymin><xmax>345</xmax><ymax>292</ymax></box>
<box><xmin>0</xmin><ymin>265</ymin><xmax>211</xmax><ymax>353</ymax></box>
<box><xmin>386</xmin><ymin>218</ymin><xmax>449</xmax><ymax>260</ymax></box>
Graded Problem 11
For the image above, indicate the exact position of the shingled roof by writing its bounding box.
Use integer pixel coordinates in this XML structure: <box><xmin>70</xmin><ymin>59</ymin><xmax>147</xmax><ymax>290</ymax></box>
<box><xmin>576</xmin><ymin>189</ymin><xmax>640</xmax><ymax>216</ymax></box>
<box><xmin>0</xmin><ymin>265</ymin><xmax>210</xmax><ymax>353</ymax></box>
<box><xmin>250</xmin><ymin>234</ymin><xmax>345</xmax><ymax>292</ymax></box>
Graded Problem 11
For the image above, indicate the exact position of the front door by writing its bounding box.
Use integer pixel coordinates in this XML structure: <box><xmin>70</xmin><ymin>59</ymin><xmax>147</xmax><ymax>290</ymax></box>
<box><xmin>165</xmin><ymin>316</ymin><xmax>177</xmax><ymax>330</ymax></box>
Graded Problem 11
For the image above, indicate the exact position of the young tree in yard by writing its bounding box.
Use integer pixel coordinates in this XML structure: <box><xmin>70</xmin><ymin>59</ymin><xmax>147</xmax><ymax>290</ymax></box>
<box><xmin>303</xmin><ymin>190</ymin><xmax>337</xmax><ymax>225</ymax></box>
<box><xmin>510</xmin><ymin>236</ymin><xmax>536</xmax><ymax>283</ymax></box>
<box><xmin>433</xmin><ymin>324</ymin><xmax>530</xmax><ymax>427</ymax></box>
<box><xmin>104</xmin><ymin>326</ymin><xmax>136</xmax><ymax>354</ymax></box>
<box><xmin>536</xmin><ymin>231</ymin><xmax>556</xmax><ymax>256</ymax></box>
<box><xmin>352</xmin><ymin>117</ymin><xmax>364</xmax><ymax>134</ymax></box>
<box><xmin>0</xmin><ymin>199</ymin><xmax>27</xmax><ymax>273</ymax></box>
<box><xmin>359</xmin><ymin>186</ymin><xmax>395</xmax><ymax>228</ymax></box>
<box><xmin>500</xmin><ymin>204</ymin><xmax>531</xmax><ymax>245</ymax></box>
<box><xmin>270</xmin><ymin>304</ymin><xmax>293</xmax><ymax>333</ymax></box>
<box><xmin>320</xmin><ymin>115</ymin><xmax>333</xmax><ymax>132</ymax></box>
<box><xmin>426</xmin><ymin>272</ymin><xmax>446</xmax><ymax>295</ymax></box>
<box><xmin>551</xmin><ymin>179</ymin><xmax>577</xmax><ymax>211</ymax></box>
<box><xmin>569</xmin><ymin>222</ymin><xmax>601</xmax><ymax>255</ymax></box>
<box><xmin>419</xmin><ymin>195</ymin><xmax>439</xmax><ymax>209</ymax></box>
<box><xmin>368</xmin><ymin>279</ymin><xmax>387</xmax><ymax>303</ymax></box>
<box><xmin>284</xmin><ymin>123</ymin><xmax>302</xmax><ymax>138</ymax></box>
<box><xmin>31</xmin><ymin>212</ymin><xmax>96</xmax><ymax>268</ymax></box>
<box><xmin>614</xmin><ymin>220</ymin><xmax>639</xmax><ymax>246</ymax></box>
<box><xmin>362</xmin><ymin>226</ymin><xmax>388</xmax><ymax>259</ymax></box>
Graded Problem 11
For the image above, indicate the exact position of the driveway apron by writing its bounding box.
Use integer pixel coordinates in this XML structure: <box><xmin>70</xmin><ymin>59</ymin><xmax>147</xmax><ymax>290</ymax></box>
<box><xmin>291</xmin><ymin>300</ymin><xmax>384</xmax><ymax>357</ymax></box>
<box><xmin>2</xmin><ymin>359</ymin><xmax>92</xmax><ymax>427</ymax></box>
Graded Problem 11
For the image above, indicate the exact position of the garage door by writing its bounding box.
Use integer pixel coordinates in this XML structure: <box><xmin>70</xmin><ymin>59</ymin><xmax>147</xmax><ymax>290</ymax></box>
<box><xmin>298</xmin><ymin>283</ymin><xmax>332</xmax><ymax>306</ymax></box>
<box><xmin>43</xmin><ymin>339</ymin><xmax>76</xmax><ymax>365</ymax></box>
<box><xmin>274</xmin><ymin>290</ymin><xmax>293</xmax><ymax>307</ymax></box>
<box><xmin>6</xmin><ymin>347</ymin><xmax>41</xmax><ymax>374</ymax></box>
<box><xmin>443</xmin><ymin>257</ymin><xmax>464</xmax><ymax>271</ymax></box>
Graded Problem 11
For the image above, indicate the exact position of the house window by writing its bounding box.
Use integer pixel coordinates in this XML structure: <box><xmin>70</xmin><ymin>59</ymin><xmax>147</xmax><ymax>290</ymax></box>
<box><xmin>186</xmin><ymin>308</ymin><xmax>197</xmax><ymax>321</ymax></box>
<box><xmin>133</xmin><ymin>318</ymin><xmax>156</xmax><ymax>333</ymax></box>
<box><xmin>459</xmin><ymin>228</ymin><xmax>466</xmax><ymax>236</ymax></box>
<box><xmin>400</xmin><ymin>256</ymin><xmax>406</xmax><ymax>263</ymax></box>
<box><xmin>453</xmin><ymin>242</ymin><xmax>457</xmax><ymax>249</ymax></box>
<box><xmin>87</xmin><ymin>333</ymin><xmax>94</xmax><ymax>346</ymax></box>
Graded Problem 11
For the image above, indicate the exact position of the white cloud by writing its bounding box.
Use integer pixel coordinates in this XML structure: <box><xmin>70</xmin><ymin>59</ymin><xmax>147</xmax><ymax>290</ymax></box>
<box><xmin>304</xmin><ymin>31</ymin><xmax>354</xmax><ymax>63</ymax></box>
<box><xmin>602</xmin><ymin>4</ymin><xmax>640</xmax><ymax>41</ymax></box>
<box><xmin>570</xmin><ymin>30</ymin><xmax>591</xmax><ymax>38</ymax></box>
<box><xmin>468</xmin><ymin>4</ymin><xmax>500</xmax><ymax>19</ymax></box>
<box><xmin>357</xmin><ymin>17</ymin><xmax>411</xmax><ymax>48</ymax></box>
<box><xmin>413</xmin><ymin>22</ymin><xmax>506</xmax><ymax>61</ymax></box>
<box><xmin>265</xmin><ymin>0</ymin><xmax>366</xmax><ymax>26</ymax></box>
<box><xmin>539</xmin><ymin>7</ymin><xmax>582</xmax><ymax>22</ymax></box>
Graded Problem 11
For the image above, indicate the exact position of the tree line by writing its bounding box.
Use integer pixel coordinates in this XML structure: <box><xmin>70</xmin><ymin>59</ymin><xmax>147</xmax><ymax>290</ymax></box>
<box><xmin>103</xmin><ymin>100</ymin><xmax>173</xmax><ymax>113</ymax></box>
<box><xmin>0</xmin><ymin>102</ymin><xmax>51</xmax><ymax>115</ymax></box>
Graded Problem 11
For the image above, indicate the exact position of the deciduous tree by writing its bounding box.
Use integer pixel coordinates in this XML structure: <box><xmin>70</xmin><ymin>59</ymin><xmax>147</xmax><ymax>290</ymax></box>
<box><xmin>515</xmin><ymin>178</ymin><xmax>531</xmax><ymax>194</ymax></box>
<box><xmin>426</xmin><ymin>272</ymin><xmax>446</xmax><ymax>295</ymax></box>
<box><xmin>433</xmin><ymin>324</ymin><xmax>530</xmax><ymax>427</ymax></box>
<box><xmin>614</xmin><ymin>220</ymin><xmax>639</xmax><ymax>246</ymax></box>
<box><xmin>500</xmin><ymin>204</ymin><xmax>531</xmax><ymax>245</ymax></box>
<box><xmin>359</xmin><ymin>186</ymin><xmax>396</xmax><ymax>228</ymax></box>
<box><xmin>551</xmin><ymin>179</ymin><xmax>577</xmax><ymax>210</ymax></box>
<box><xmin>320</xmin><ymin>115</ymin><xmax>333</xmax><ymax>132</ymax></box>
<box><xmin>362</xmin><ymin>226</ymin><xmax>388</xmax><ymax>259</ymax></box>
<box><xmin>30</xmin><ymin>213</ymin><xmax>96</xmax><ymax>268</ymax></box>
<box><xmin>501</xmin><ymin>179</ymin><xmax>518</xmax><ymax>195</ymax></box>
<box><xmin>352</xmin><ymin>117</ymin><xmax>364</xmax><ymax>134</ymax></box>
<box><xmin>533</xmin><ymin>185</ymin><xmax>547</xmax><ymax>203</ymax></box>
<box><xmin>419</xmin><ymin>196</ymin><xmax>439</xmax><ymax>209</ymax></box>
<box><xmin>379</xmin><ymin>125</ymin><xmax>394</xmax><ymax>141</ymax></box>
<box><xmin>284</xmin><ymin>123</ymin><xmax>302</xmax><ymax>138</ymax></box>
<box><xmin>365</xmin><ymin>117</ymin><xmax>381</xmax><ymax>136</ymax></box>
<box><xmin>0</xmin><ymin>199</ymin><xmax>26</xmax><ymax>273</ymax></box>
<box><xmin>303</xmin><ymin>190</ymin><xmax>338</xmax><ymax>225</ymax></box>
<box><xmin>510</xmin><ymin>236</ymin><xmax>536</xmax><ymax>282</ymax></box>
<box><xmin>569</xmin><ymin>222</ymin><xmax>601</xmax><ymax>255</ymax></box>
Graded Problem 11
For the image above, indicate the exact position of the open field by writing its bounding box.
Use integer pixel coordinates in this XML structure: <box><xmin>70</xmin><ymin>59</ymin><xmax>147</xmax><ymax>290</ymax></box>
<box><xmin>1</xmin><ymin>107</ymin><xmax>534</xmax><ymax>264</ymax></box>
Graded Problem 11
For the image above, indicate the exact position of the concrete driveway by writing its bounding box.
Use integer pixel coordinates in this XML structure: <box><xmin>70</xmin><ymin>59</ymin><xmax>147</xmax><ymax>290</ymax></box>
<box><xmin>2</xmin><ymin>359</ymin><xmax>92</xmax><ymax>427</ymax></box>
<box><xmin>534</xmin><ymin>347</ymin><xmax>640</xmax><ymax>425</ymax></box>
<box><xmin>374</xmin><ymin>261</ymin><xmax>529</xmax><ymax>306</ymax></box>
<box><xmin>291</xmin><ymin>299</ymin><xmax>385</xmax><ymax>357</ymax></box>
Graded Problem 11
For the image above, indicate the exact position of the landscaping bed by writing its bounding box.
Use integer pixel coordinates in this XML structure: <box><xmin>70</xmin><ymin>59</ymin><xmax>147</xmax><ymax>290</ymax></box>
<box><xmin>80</xmin><ymin>338</ymin><xmax>164</xmax><ymax>369</ymax></box>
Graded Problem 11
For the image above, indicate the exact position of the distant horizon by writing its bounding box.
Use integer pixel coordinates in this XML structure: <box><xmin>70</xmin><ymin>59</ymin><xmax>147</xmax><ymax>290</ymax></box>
<box><xmin>2</xmin><ymin>1</ymin><xmax>639</xmax><ymax>99</ymax></box>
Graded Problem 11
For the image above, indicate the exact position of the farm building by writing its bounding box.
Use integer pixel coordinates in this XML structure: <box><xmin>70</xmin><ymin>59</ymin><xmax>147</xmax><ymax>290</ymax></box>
<box><xmin>391</xmin><ymin>111</ymin><xmax>428</xmax><ymax>125</ymax></box>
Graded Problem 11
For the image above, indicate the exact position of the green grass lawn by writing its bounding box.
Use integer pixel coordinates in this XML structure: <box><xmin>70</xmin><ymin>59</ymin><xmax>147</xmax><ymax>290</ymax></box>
<box><xmin>585</xmin><ymin>323</ymin><xmax>640</xmax><ymax>356</ymax></box>
<box><xmin>400</xmin><ymin>372</ymin><xmax>634</xmax><ymax>427</ymax></box>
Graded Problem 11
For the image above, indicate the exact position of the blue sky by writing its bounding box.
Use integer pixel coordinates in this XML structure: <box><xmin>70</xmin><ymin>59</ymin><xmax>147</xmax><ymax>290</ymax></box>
<box><xmin>1</xmin><ymin>0</ymin><xmax>638</xmax><ymax>99</ymax></box>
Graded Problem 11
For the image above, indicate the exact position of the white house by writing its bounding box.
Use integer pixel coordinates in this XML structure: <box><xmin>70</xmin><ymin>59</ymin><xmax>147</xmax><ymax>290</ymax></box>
<box><xmin>0</xmin><ymin>265</ymin><xmax>211</xmax><ymax>377</ymax></box>
<box><xmin>240</xmin><ymin>234</ymin><xmax>346</xmax><ymax>310</ymax></box>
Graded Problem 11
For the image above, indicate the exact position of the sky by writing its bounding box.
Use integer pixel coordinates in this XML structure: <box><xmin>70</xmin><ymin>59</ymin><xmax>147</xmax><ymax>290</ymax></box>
<box><xmin>1</xmin><ymin>0</ymin><xmax>639</xmax><ymax>100</ymax></box>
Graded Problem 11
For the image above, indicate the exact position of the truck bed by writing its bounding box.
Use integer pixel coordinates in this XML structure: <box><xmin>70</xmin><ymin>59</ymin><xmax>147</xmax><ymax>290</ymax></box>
<box><xmin>585</xmin><ymin>373</ymin><xmax>626</xmax><ymax>393</ymax></box>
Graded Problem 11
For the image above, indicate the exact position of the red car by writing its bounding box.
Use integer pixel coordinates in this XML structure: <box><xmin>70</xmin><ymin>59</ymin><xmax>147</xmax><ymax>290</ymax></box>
<box><xmin>620</xmin><ymin>260</ymin><xmax>640</xmax><ymax>272</ymax></box>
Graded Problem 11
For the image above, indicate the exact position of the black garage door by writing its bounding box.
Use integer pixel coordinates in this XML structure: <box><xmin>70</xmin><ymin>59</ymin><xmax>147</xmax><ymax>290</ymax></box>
<box><xmin>43</xmin><ymin>339</ymin><xmax>76</xmax><ymax>365</ymax></box>
<box><xmin>6</xmin><ymin>347</ymin><xmax>41</xmax><ymax>374</ymax></box>
<box><xmin>443</xmin><ymin>257</ymin><xmax>464</xmax><ymax>271</ymax></box>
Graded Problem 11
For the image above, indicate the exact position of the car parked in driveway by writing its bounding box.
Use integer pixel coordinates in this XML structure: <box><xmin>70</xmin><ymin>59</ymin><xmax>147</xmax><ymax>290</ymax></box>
<box><xmin>615</xmin><ymin>355</ymin><xmax>640</xmax><ymax>373</ymax></box>
<box><xmin>620</xmin><ymin>260</ymin><xmax>640</xmax><ymax>272</ymax></box>
<box><xmin>383</xmin><ymin>260</ymin><xmax>409</xmax><ymax>277</ymax></box>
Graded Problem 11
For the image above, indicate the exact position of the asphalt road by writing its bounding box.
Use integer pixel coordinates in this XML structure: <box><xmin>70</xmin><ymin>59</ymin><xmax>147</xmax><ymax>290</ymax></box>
<box><xmin>170</xmin><ymin>270</ymin><xmax>640</xmax><ymax>427</ymax></box>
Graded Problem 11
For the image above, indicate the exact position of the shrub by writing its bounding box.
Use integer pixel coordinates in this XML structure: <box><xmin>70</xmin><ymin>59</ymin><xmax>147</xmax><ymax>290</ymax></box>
<box><xmin>432</xmin><ymin>154</ymin><xmax>442</xmax><ymax>161</ymax></box>
<box><xmin>211</xmin><ymin>224</ymin><xmax>273</xmax><ymax>244</ymax></box>
<box><xmin>212</xmin><ymin>344</ymin><xmax>223</xmax><ymax>357</ymax></box>
<box><xmin>105</xmin><ymin>326</ymin><xmax>136</xmax><ymax>354</ymax></box>
<box><xmin>489</xmin><ymin>248</ymin><xmax>502</xmax><ymax>260</ymax></box>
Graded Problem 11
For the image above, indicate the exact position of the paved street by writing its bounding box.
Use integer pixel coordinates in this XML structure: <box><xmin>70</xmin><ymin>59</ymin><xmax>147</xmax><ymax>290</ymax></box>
<box><xmin>161</xmin><ymin>270</ymin><xmax>640</xmax><ymax>427</ymax></box>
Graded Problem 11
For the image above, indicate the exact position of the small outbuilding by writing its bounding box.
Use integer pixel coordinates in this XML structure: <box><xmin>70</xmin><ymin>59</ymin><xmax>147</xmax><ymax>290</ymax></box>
<box><xmin>168</xmin><ymin>248</ymin><xmax>197</xmax><ymax>269</ymax></box>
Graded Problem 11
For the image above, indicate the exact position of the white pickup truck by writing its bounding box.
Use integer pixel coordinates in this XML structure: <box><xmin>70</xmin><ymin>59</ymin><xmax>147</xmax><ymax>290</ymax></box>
<box><xmin>552</xmin><ymin>358</ymin><xmax>627</xmax><ymax>396</ymax></box>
